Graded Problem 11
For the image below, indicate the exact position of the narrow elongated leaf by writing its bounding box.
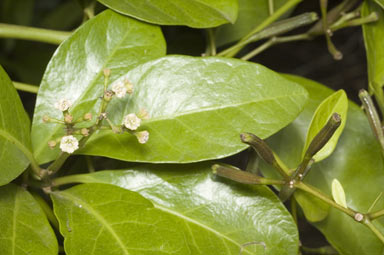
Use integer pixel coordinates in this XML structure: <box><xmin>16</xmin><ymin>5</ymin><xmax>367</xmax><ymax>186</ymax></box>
<box><xmin>52</xmin><ymin>163</ymin><xmax>299</xmax><ymax>254</ymax></box>
<box><xmin>302</xmin><ymin>90</ymin><xmax>348</xmax><ymax>162</ymax></box>
<box><xmin>362</xmin><ymin>1</ymin><xmax>384</xmax><ymax>100</ymax></box>
<box><xmin>331</xmin><ymin>179</ymin><xmax>347</xmax><ymax>208</ymax></box>
<box><xmin>261</xmin><ymin>75</ymin><xmax>384</xmax><ymax>254</ymax></box>
<box><xmin>97</xmin><ymin>0</ymin><xmax>238</xmax><ymax>28</ymax></box>
<box><xmin>31</xmin><ymin>10</ymin><xmax>166</xmax><ymax>164</ymax></box>
<box><xmin>80</xmin><ymin>56</ymin><xmax>308</xmax><ymax>163</ymax></box>
<box><xmin>215</xmin><ymin>0</ymin><xmax>291</xmax><ymax>46</ymax></box>
<box><xmin>0</xmin><ymin>184</ymin><xmax>57</xmax><ymax>254</ymax></box>
<box><xmin>0</xmin><ymin>65</ymin><xmax>32</xmax><ymax>185</ymax></box>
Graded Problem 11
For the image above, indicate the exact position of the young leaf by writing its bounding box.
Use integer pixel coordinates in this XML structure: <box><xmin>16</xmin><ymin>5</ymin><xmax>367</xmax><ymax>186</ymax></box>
<box><xmin>80</xmin><ymin>56</ymin><xmax>308</xmax><ymax>163</ymax></box>
<box><xmin>302</xmin><ymin>90</ymin><xmax>348</xmax><ymax>162</ymax></box>
<box><xmin>0</xmin><ymin>184</ymin><xmax>58</xmax><ymax>254</ymax></box>
<box><xmin>215</xmin><ymin>0</ymin><xmax>294</xmax><ymax>46</ymax></box>
<box><xmin>31</xmin><ymin>10</ymin><xmax>166</xmax><ymax>164</ymax></box>
<box><xmin>0</xmin><ymin>65</ymin><xmax>33</xmax><ymax>185</ymax></box>
<box><xmin>331</xmin><ymin>178</ymin><xmax>347</xmax><ymax>209</ymax></box>
<box><xmin>52</xmin><ymin>163</ymin><xmax>299</xmax><ymax>255</ymax></box>
<box><xmin>362</xmin><ymin>0</ymin><xmax>384</xmax><ymax>110</ymax></box>
<box><xmin>261</xmin><ymin>75</ymin><xmax>384</xmax><ymax>255</ymax></box>
<box><xmin>97</xmin><ymin>0</ymin><xmax>238</xmax><ymax>28</ymax></box>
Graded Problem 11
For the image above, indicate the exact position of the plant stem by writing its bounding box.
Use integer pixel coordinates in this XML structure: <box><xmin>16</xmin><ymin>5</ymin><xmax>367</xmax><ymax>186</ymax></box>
<box><xmin>31</xmin><ymin>192</ymin><xmax>60</xmax><ymax>231</ymax></box>
<box><xmin>205</xmin><ymin>29</ymin><xmax>216</xmax><ymax>56</ymax></box>
<box><xmin>296</xmin><ymin>182</ymin><xmax>356</xmax><ymax>217</ymax></box>
<box><xmin>368</xmin><ymin>209</ymin><xmax>384</xmax><ymax>220</ymax></box>
<box><xmin>268</xmin><ymin>0</ymin><xmax>275</xmax><ymax>15</ymax></box>
<box><xmin>218</xmin><ymin>0</ymin><xmax>303</xmax><ymax>57</ymax></box>
<box><xmin>52</xmin><ymin>173</ymin><xmax>95</xmax><ymax>187</ymax></box>
<box><xmin>364</xmin><ymin>219</ymin><xmax>384</xmax><ymax>243</ymax></box>
<box><xmin>241</xmin><ymin>33</ymin><xmax>310</xmax><ymax>60</ymax></box>
<box><xmin>0</xmin><ymin>23</ymin><xmax>70</xmax><ymax>45</ymax></box>
<box><xmin>86</xmin><ymin>156</ymin><xmax>95</xmax><ymax>173</ymax></box>
<box><xmin>13</xmin><ymin>81</ymin><xmax>39</xmax><ymax>94</ymax></box>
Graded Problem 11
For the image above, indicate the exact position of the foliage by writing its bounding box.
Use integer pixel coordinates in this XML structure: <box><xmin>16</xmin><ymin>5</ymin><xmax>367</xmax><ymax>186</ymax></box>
<box><xmin>0</xmin><ymin>0</ymin><xmax>384</xmax><ymax>254</ymax></box>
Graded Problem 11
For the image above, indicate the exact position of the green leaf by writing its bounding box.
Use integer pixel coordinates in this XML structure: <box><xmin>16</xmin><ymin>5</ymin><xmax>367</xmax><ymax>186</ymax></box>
<box><xmin>261</xmin><ymin>75</ymin><xmax>384</xmax><ymax>254</ymax></box>
<box><xmin>80</xmin><ymin>56</ymin><xmax>308</xmax><ymax>163</ymax></box>
<box><xmin>302</xmin><ymin>90</ymin><xmax>348</xmax><ymax>162</ymax></box>
<box><xmin>0</xmin><ymin>184</ymin><xmax>58</xmax><ymax>254</ymax></box>
<box><xmin>97</xmin><ymin>0</ymin><xmax>238</xmax><ymax>28</ymax></box>
<box><xmin>31</xmin><ymin>10</ymin><xmax>166</xmax><ymax>164</ymax></box>
<box><xmin>52</xmin><ymin>163</ymin><xmax>299</xmax><ymax>254</ymax></box>
<box><xmin>331</xmin><ymin>178</ymin><xmax>347</xmax><ymax>209</ymax></box>
<box><xmin>0</xmin><ymin>65</ymin><xmax>33</xmax><ymax>185</ymax></box>
<box><xmin>215</xmin><ymin>0</ymin><xmax>292</xmax><ymax>46</ymax></box>
<box><xmin>362</xmin><ymin>1</ymin><xmax>384</xmax><ymax>105</ymax></box>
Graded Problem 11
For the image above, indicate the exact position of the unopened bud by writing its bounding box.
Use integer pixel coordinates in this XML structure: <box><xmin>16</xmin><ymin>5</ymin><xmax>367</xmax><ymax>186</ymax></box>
<box><xmin>48</xmin><ymin>140</ymin><xmax>57</xmax><ymax>149</ymax></box>
<box><xmin>103</xmin><ymin>68</ymin><xmax>111</xmax><ymax>77</ymax></box>
<box><xmin>81</xmin><ymin>128</ymin><xmax>90</xmax><ymax>137</ymax></box>
<box><xmin>83</xmin><ymin>113</ymin><xmax>92</xmax><ymax>121</ymax></box>
<box><xmin>42</xmin><ymin>115</ymin><xmax>50</xmax><ymax>123</ymax></box>
<box><xmin>212</xmin><ymin>164</ymin><xmax>261</xmax><ymax>184</ymax></box>
<box><xmin>305</xmin><ymin>113</ymin><xmax>341</xmax><ymax>159</ymax></box>
<box><xmin>125</xmin><ymin>79</ymin><xmax>134</xmax><ymax>94</ymax></box>
<box><xmin>240</xmin><ymin>133</ymin><xmax>275</xmax><ymax>165</ymax></box>
<box><xmin>135</xmin><ymin>130</ymin><xmax>149</xmax><ymax>144</ymax></box>
<box><xmin>138</xmin><ymin>109</ymin><xmax>149</xmax><ymax>120</ymax></box>
<box><xmin>104</xmin><ymin>90</ymin><xmax>113</xmax><ymax>101</ymax></box>
<box><xmin>64</xmin><ymin>114</ymin><xmax>73</xmax><ymax>124</ymax></box>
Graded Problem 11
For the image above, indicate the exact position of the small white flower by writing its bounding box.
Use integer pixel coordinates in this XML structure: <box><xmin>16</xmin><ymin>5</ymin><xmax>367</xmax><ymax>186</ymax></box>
<box><xmin>54</xmin><ymin>99</ymin><xmax>72</xmax><ymax>112</ymax></box>
<box><xmin>135</xmin><ymin>131</ymin><xmax>149</xmax><ymax>144</ymax></box>
<box><xmin>111</xmin><ymin>81</ymin><xmax>127</xmax><ymax>98</ymax></box>
<box><xmin>60</xmin><ymin>135</ymin><xmax>79</xmax><ymax>154</ymax></box>
<box><xmin>123</xmin><ymin>113</ymin><xmax>141</xmax><ymax>130</ymax></box>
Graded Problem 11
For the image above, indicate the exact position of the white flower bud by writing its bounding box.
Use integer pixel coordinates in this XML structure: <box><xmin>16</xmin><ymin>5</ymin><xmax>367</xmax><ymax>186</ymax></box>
<box><xmin>111</xmin><ymin>81</ymin><xmax>127</xmax><ymax>98</ymax></box>
<box><xmin>135</xmin><ymin>131</ymin><xmax>149</xmax><ymax>144</ymax></box>
<box><xmin>60</xmin><ymin>135</ymin><xmax>79</xmax><ymax>154</ymax></box>
<box><xmin>123</xmin><ymin>113</ymin><xmax>141</xmax><ymax>130</ymax></box>
<box><xmin>54</xmin><ymin>99</ymin><xmax>72</xmax><ymax>112</ymax></box>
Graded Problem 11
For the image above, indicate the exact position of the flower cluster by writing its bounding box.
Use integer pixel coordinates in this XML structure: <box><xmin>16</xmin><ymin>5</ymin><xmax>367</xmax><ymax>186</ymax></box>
<box><xmin>43</xmin><ymin>70</ymin><xmax>150</xmax><ymax>155</ymax></box>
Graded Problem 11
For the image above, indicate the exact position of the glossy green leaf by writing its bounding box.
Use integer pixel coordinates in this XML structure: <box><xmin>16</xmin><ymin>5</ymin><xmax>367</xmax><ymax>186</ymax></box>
<box><xmin>80</xmin><ymin>56</ymin><xmax>308</xmax><ymax>163</ymax></box>
<box><xmin>0</xmin><ymin>65</ymin><xmax>32</xmax><ymax>185</ymax></box>
<box><xmin>31</xmin><ymin>10</ymin><xmax>166</xmax><ymax>164</ymax></box>
<box><xmin>331</xmin><ymin>179</ymin><xmax>347</xmax><ymax>209</ymax></box>
<box><xmin>0</xmin><ymin>184</ymin><xmax>58</xmax><ymax>254</ymax></box>
<box><xmin>302</xmin><ymin>90</ymin><xmax>348</xmax><ymax>162</ymax></box>
<box><xmin>261</xmin><ymin>75</ymin><xmax>384</xmax><ymax>254</ymax></box>
<box><xmin>97</xmin><ymin>0</ymin><xmax>238</xmax><ymax>28</ymax></box>
<box><xmin>362</xmin><ymin>1</ymin><xmax>384</xmax><ymax>100</ymax></box>
<box><xmin>53</xmin><ymin>163</ymin><xmax>299</xmax><ymax>254</ymax></box>
<box><xmin>215</xmin><ymin>0</ymin><xmax>290</xmax><ymax>46</ymax></box>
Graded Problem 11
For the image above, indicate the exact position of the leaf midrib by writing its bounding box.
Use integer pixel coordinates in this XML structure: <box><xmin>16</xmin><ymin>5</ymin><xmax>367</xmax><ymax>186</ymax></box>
<box><xmin>57</xmin><ymin>192</ymin><xmax>130</xmax><ymax>255</ymax></box>
<box><xmin>141</xmin><ymin>91</ymin><xmax>306</xmax><ymax>123</ymax></box>
<box><xmin>154</xmin><ymin>203</ymin><xmax>254</xmax><ymax>255</ymax></box>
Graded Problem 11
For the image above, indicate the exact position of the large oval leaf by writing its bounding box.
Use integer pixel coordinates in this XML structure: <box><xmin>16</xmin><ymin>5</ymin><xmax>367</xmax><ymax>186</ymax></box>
<box><xmin>53</xmin><ymin>163</ymin><xmax>299</xmax><ymax>254</ymax></box>
<box><xmin>0</xmin><ymin>65</ymin><xmax>32</xmax><ymax>185</ymax></box>
<box><xmin>80</xmin><ymin>56</ymin><xmax>308</xmax><ymax>163</ymax></box>
<box><xmin>31</xmin><ymin>10</ymin><xmax>166</xmax><ymax>164</ymax></box>
<box><xmin>362</xmin><ymin>0</ymin><xmax>384</xmax><ymax>104</ymax></box>
<box><xmin>215</xmin><ymin>0</ymin><xmax>290</xmax><ymax>46</ymax></box>
<box><xmin>261</xmin><ymin>75</ymin><xmax>384</xmax><ymax>254</ymax></box>
<box><xmin>97</xmin><ymin>0</ymin><xmax>238</xmax><ymax>28</ymax></box>
<box><xmin>0</xmin><ymin>184</ymin><xmax>58</xmax><ymax>254</ymax></box>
